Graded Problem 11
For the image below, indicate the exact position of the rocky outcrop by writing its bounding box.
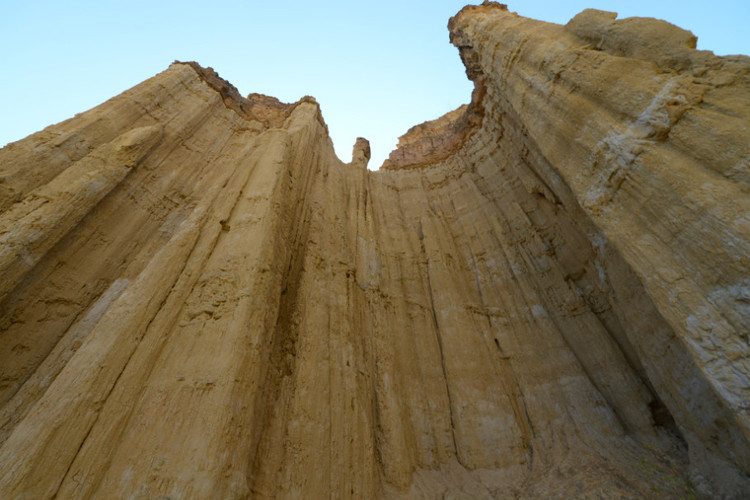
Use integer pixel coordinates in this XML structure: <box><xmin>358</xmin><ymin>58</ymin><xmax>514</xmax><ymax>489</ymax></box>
<box><xmin>1</xmin><ymin>3</ymin><xmax>749</xmax><ymax>498</ymax></box>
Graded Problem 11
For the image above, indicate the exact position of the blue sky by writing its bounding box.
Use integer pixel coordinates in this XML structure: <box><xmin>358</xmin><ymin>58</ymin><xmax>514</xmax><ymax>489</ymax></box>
<box><xmin>1</xmin><ymin>1</ymin><xmax>748</xmax><ymax>169</ymax></box>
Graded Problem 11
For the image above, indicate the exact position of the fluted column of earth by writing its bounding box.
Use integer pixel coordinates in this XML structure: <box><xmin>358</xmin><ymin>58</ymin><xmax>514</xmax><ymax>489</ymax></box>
<box><xmin>0</xmin><ymin>3</ymin><xmax>748</xmax><ymax>499</ymax></box>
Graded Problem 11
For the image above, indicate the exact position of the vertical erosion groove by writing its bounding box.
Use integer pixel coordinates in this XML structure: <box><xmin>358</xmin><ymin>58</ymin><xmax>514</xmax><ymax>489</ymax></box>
<box><xmin>1</xmin><ymin>4</ymin><xmax>749</xmax><ymax>499</ymax></box>
<box><xmin>416</xmin><ymin>221</ymin><xmax>461</xmax><ymax>464</ymax></box>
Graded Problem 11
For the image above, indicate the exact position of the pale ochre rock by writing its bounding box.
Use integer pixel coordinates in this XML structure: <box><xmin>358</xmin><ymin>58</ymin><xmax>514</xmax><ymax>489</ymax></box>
<box><xmin>1</xmin><ymin>3</ymin><xmax>749</xmax><ymax>499</ymax></box>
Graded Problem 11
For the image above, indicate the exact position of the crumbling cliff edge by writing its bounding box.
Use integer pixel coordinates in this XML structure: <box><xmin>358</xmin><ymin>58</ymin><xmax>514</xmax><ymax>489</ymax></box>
<box><xmin>1</xmin><ymin>3</ymin><xmax>749</xmax><ymax>498</ymax></box>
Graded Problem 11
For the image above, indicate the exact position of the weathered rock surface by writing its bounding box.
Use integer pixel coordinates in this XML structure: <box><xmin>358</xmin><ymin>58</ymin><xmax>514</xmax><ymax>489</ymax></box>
<box><xmin>1</xmin><ymin>3</ymin><xmax>749</xmax><ymax>498</ymax></box>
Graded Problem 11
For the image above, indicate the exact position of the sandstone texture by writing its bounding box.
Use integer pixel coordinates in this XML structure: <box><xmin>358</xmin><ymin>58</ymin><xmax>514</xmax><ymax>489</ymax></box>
<box><xmin>1</xmin><ymin>3</ymin><xmax>749</xmax><ymax>498</ymax></box>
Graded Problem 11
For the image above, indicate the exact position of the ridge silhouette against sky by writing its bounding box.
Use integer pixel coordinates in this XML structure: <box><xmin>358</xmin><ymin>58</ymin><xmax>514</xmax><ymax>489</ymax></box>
<box><xmin>2</xmin><ymin>0</ymin><xmax>748</xmax><ymax>169</ymax></box>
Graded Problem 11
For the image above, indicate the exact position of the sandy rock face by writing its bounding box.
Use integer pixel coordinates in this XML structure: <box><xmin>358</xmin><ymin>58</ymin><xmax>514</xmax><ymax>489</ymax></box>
<box><xmin>1</xmin><ymin>3</ymin><xmax>749</xmax><ymax>499</ymax></box>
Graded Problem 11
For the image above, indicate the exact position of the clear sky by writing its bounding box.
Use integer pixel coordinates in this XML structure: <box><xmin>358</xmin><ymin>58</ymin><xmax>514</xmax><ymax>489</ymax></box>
<box><xmin>1</xmin><ymin>1</ymin><xmax>748</xmax><ymax>169</ymax></box>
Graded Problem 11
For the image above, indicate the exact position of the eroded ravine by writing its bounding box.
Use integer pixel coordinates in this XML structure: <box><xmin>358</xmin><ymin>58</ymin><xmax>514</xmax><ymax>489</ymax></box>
<box><xmin>1</xmin><ymin>3</ymin><xmax>749</xmax><ymax>499</ymax></box>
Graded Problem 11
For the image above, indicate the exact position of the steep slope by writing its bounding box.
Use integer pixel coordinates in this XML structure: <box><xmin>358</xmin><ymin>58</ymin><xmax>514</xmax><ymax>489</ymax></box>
<box><xmin>1</xmin><ymin>3</ymin><xmax>749</xmax><ymax>499</ymax></box>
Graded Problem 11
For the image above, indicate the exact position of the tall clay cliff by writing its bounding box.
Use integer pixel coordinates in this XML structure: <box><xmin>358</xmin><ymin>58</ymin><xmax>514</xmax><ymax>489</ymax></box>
<box><xmin>1</xmin><ymin>3</ymin><xmax>749</xmax><ymax>499</ymax></box>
